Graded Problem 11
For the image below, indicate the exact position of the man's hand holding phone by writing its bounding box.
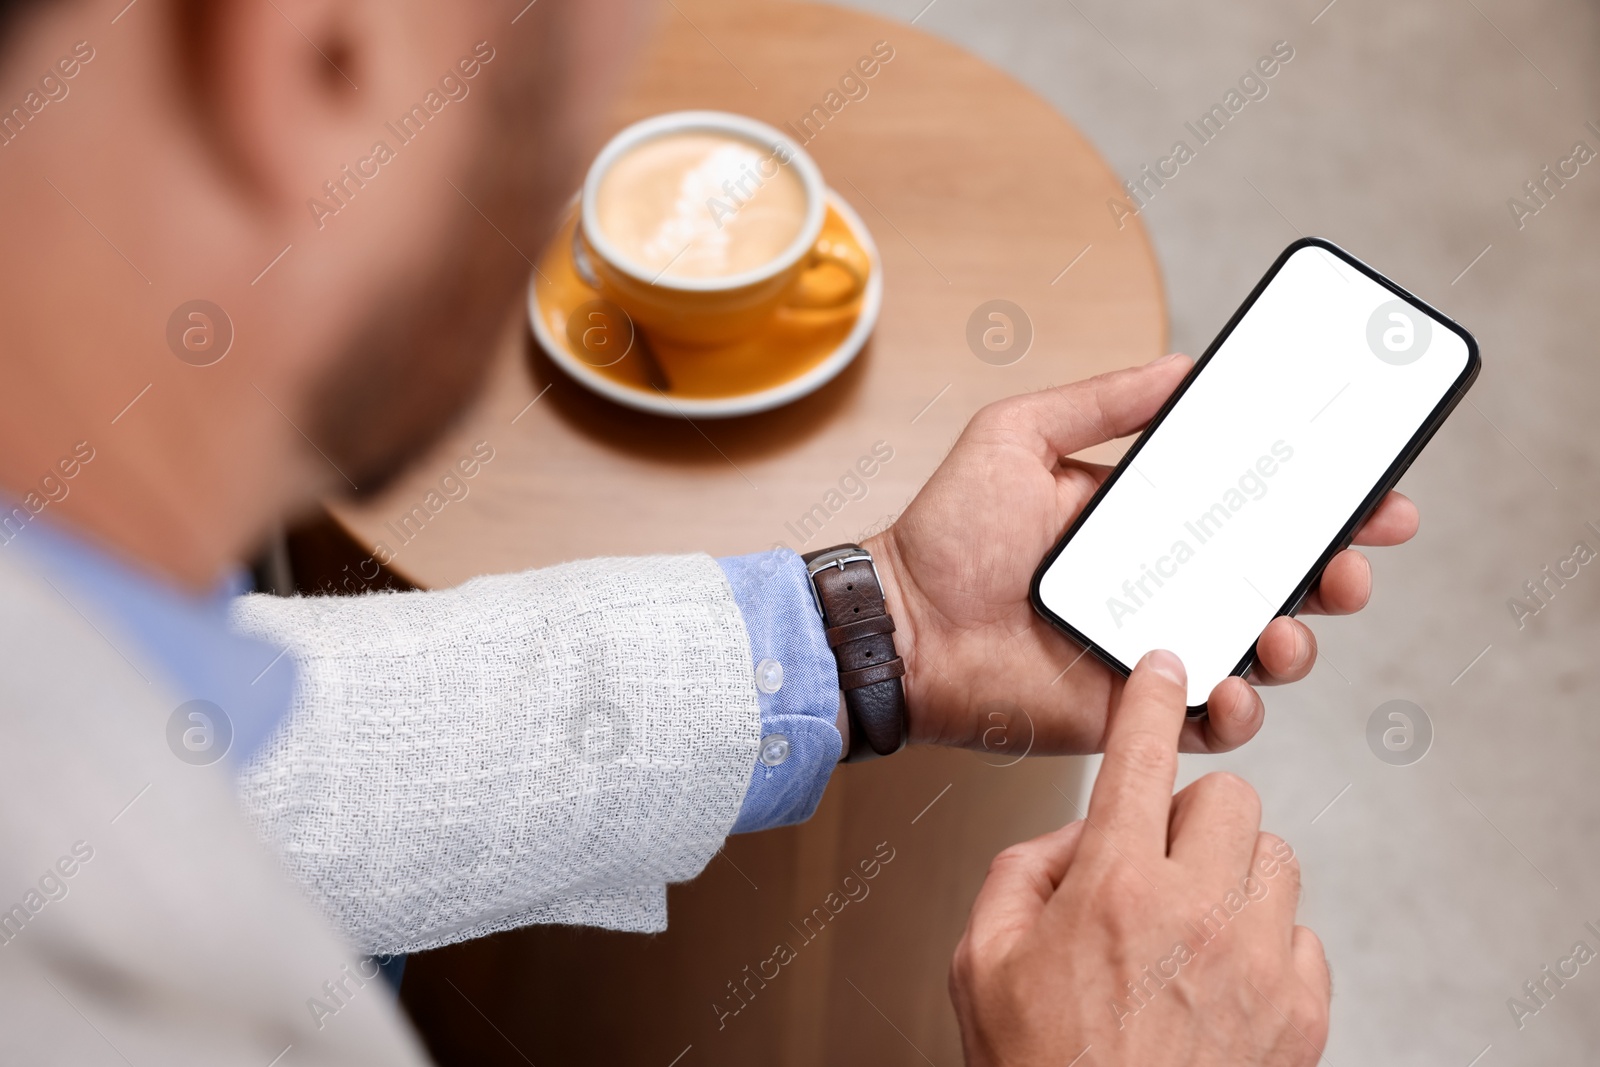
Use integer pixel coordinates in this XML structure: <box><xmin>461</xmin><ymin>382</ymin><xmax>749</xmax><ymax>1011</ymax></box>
<box><xmin>863</xmin><ymin>355</ymin><xmax>1420</xmax><ymax>755</ymax></box>
<box><xmin>950</xmin><ymin>650</ymin><xmax>1331</xmax><ymax>1066</ymax></box>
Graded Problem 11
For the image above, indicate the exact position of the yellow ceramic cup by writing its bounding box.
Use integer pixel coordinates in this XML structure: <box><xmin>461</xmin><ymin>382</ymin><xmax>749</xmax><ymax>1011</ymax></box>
<box><xmin>578</xmin><ymin>111</ymin><xmax>866</xmax><ymax>348</ymax></box>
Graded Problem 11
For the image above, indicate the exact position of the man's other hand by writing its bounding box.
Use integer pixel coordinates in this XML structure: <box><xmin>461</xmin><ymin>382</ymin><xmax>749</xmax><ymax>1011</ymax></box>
<box><xmin>949</xmin><ymin>651</ymin><xmax>1331</xmax><ymax>1066</ymax></box>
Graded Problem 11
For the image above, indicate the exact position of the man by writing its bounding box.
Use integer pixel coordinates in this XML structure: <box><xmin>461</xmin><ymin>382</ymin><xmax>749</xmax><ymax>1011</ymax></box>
<box><xmin>0</xmin><ymin>0</ymin><xmax>1417</xmax><ymax>1062</ymax></box>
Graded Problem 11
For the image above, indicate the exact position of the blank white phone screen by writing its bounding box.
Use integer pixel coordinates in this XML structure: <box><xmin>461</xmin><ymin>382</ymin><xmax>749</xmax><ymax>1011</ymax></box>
<box><xmin>1036</xmin><ymin>246</ymin><xmax>1471</xmax><ymax>705</ymax></box>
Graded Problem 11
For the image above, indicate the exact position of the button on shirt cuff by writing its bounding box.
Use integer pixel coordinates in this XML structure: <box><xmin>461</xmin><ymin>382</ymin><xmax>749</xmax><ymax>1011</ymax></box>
<box><xmin>717</xmin><ymin>549</ymin><xmax>842</xmax><ymax>834</ymax></box>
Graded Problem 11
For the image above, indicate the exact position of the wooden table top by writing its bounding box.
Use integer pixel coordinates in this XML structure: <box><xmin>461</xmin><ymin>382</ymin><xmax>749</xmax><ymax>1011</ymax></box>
<box><xmin>327</xmin><ymin>0</ymin><xmax>1167</xmax><ymax>588</ymax></box>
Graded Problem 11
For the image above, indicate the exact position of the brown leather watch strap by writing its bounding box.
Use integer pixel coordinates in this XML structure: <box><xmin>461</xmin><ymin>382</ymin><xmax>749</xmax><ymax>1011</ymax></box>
<box><xmin>803</xmin><ymin>544</ymin><xmax>908</xmax><ymax>762</ymax></box>
<box><xmin>825</xmin><ymin>614</ymin><xmax>896</xmax><ymax>648</ymax></box>
<box><xmin>839</xmin><ymin>659</ymin><xmax>906</xmax><ymax>689</ymax></box>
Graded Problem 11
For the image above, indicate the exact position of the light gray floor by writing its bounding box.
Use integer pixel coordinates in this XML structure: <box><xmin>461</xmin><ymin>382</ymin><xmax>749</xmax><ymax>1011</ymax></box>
<box><xmin>839</xmin><ymin>0</ymin><xmax>1600</xmax><ymax>1061</ymax></box>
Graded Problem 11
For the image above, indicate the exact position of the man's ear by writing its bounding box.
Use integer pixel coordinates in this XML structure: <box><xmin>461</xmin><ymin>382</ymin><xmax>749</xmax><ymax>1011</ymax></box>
<box><xmin>176</xmin><ymin>0</ymin><xmax>368</xmax><ymax>210</ymax></box>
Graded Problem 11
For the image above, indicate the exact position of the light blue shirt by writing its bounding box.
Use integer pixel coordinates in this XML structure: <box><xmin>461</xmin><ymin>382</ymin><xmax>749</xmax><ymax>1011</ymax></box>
<box><xmin>8</xmin><ymin>519</ymin><xmax>842</xmax><ymax>833</ymax></box>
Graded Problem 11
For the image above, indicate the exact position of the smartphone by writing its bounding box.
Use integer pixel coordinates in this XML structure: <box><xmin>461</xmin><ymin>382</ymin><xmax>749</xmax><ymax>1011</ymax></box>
<box><xmin>1030</xmin><ymin>237</ymin><xmax>1480</xmax><ymax>712</ymax></box>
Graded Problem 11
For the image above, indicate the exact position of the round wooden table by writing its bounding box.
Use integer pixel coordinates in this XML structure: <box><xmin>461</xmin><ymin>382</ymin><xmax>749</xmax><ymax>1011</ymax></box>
<box><xmin>330</xmin><ymin>1</ymin><xmax>1165</xmax><ymax>1063</ymax></box>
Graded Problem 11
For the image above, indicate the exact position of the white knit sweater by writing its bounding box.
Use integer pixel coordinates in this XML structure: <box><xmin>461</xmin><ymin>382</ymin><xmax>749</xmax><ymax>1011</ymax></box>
<box><xmin>0</xmin><ymin>553</ymin><xmax>431</xmax><ymax>1065</ymax></box>
<box><xmin>230</xmin><ymin>554</ymin><xmax>761</xmax><ymax>956</ymax></box>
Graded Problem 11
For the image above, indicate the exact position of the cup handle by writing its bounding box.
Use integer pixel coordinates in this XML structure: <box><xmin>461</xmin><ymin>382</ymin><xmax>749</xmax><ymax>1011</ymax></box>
<box><xmin>784</xmin><ymin>235</ymin><xmax>868</xmax><ymax>311</ymax></box>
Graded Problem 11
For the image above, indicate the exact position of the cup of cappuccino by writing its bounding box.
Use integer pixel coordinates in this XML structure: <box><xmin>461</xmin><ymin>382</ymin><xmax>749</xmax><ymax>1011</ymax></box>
<box><xmin>578</xmin><ymin>110</ymin><xmax>866</xmax><ymax>347</ymax></box>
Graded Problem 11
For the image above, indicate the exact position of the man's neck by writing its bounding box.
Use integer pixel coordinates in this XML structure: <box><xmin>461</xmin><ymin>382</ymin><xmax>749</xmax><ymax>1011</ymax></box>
<box><xmin>0</xmin><ymin>369</ymin><xmax>285</xmax><ymax>594</ymax></box>
<box><xmin>1</xmin><ymin>459</ymin><xmax>233</xmax><ymax>592</ymax></box>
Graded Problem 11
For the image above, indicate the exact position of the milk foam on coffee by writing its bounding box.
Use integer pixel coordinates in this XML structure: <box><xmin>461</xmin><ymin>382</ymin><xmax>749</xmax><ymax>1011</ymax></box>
<box><xmin>596</xmin><ymin>131</ymin><xmax>808</xmax><ymax>281</ymax></box>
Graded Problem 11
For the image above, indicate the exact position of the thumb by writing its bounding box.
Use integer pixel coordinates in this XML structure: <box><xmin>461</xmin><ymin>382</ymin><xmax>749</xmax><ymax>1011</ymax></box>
<box><xmin>962</xmin><ymin>820</ymin><xmax>1087</xmax><ymax>956</ymax></box>
<box><xmin>997</xmin><ymin>354</ymin><xmax>1192</xmax><ymax>463</ymax></box>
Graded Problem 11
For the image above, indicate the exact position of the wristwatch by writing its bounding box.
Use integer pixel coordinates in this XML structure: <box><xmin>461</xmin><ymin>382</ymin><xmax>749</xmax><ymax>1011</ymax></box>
<box><xmin>802</xmin><ymin>543</ymin><xmax>908</xmax><ymax>763</ymax></box>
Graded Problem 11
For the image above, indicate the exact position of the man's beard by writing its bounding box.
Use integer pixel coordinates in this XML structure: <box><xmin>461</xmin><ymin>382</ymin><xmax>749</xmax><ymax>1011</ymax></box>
<box><xmin>305</xmin><ymin>8</ymin><xmax>581</xmax><ymax>500</ymax></box>
<box><xmin>303</xmin><ymin>208</ymin><xmax>528</xmax><ymax>500</ymax></box>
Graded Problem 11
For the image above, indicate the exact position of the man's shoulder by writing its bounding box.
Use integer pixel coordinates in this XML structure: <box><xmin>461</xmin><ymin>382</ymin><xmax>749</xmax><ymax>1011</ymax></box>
<box><xmin>0</xmin><ymin>548</ymin><xmax>430</xmax><ymax>1066</ymax></box>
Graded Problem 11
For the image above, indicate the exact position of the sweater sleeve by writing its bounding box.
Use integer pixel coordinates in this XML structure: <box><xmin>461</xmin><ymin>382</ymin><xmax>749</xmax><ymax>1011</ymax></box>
<box><xmin>229</xmin><ymin>553</ymin><xmax>760</xmax><ymax>955</ymax></box>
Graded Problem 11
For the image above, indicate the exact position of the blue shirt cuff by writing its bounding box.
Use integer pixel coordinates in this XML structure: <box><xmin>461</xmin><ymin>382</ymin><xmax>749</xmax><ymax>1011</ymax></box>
<box><xmin>717</xmin><ymin>549</ymin><xmax>841</xmax><ymax>833</ymax></box>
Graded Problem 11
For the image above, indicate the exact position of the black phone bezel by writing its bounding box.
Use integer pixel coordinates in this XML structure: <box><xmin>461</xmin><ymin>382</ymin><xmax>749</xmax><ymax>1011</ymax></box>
<box><xmin>1027</xmin><ymin>236</ymin><xmax>1482</xmax><ymax>716</ymax></box>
